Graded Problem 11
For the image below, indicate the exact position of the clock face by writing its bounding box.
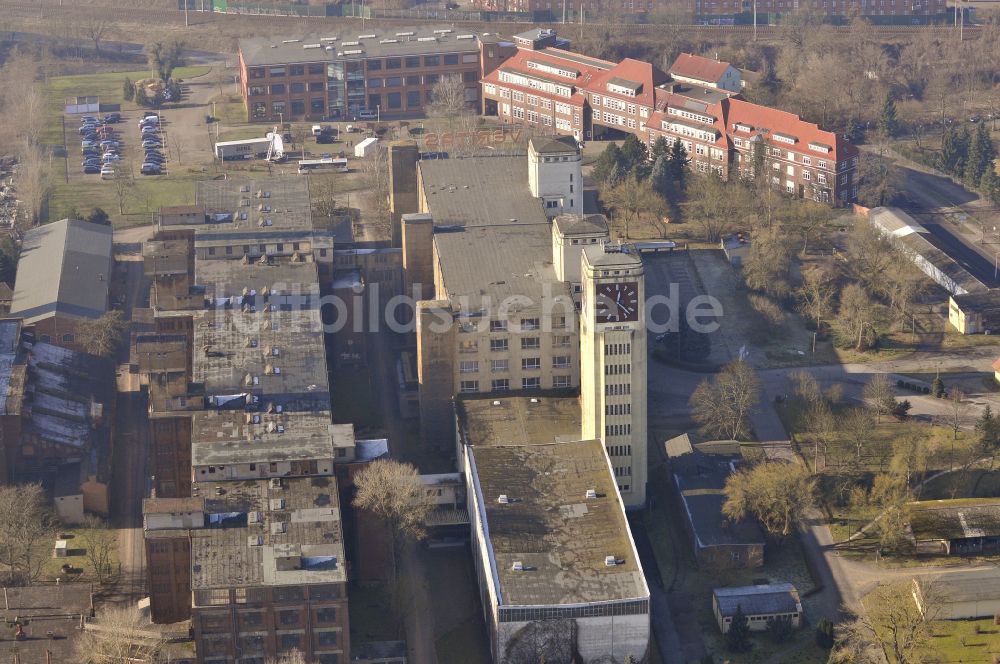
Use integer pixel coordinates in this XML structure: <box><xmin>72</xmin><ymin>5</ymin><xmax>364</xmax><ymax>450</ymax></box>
<box><xmin>595</xmin><ymin>282</ymin><xmax>639</xmax><ymax>323</ymax></box>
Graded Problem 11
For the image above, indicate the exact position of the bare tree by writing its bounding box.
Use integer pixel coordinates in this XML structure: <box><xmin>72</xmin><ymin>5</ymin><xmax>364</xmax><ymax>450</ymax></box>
<box><xmin>833</xmin><ymin>581</ymin><xmax>940</xmax><ymax>664</ymax></box>
<box><xmin>797</xmin><ymin>261</ymin><xmax>838</xmax><ymax>331</ymax></box>
<box><xmin>689</xmin><ymin>359</ymin><xmax>760</xmax><ymax>441</ymax></box>
<box><xmin>77</xmin><ymin>310</ymin><xmax>128</xmax><ymax>358</ymax></box>
<box><xmin>360</xmin><ymin>147</ymin><xmax>392</xmax><ymax>240</ymax></box>
<box><xmin>83</xmin><ymin>18</ymin><xmax>109</xmax><ymax>55</ymax></box>
<box><xmin>683</xmin><ymin>174</ymin><xmax>752</xmax><ymax>242</ymax></box>
<box><xmin>353</xmin><ymin>459</ymin><xmax>433</xmax><ymax>579</ymax></box>
<box><xmin>427</xmin><ymin>74</ymin><xmax>473</xmax><ymax>129</ymax></box>
<box><xmin>836</xmin><ymin>283</ymin><xmax>880</xmax><ymax>351</ymax></box>
<box><xmin>266</xmin><ymin>651</ymin><xmax>315</xmax><ymax>664</ymax></box>
<box><xmin>723</xmin><ymin>461</ymin><xmax>816</xmax><ymax>537</ymax></box>
<box><xmin>16</xmin><ymin>146</ymin><xmax>49</xmax><ymax>232</ymax></box>
<box><xmin>842</xmin><ymin>407</ymin><xmax>876</xmax><ymax>463</ymax></box>
<box><xmin>602</xmin><ymin>174</ymin><xmax>666</xmax><ymax>239</ymax></box>
<box><xmin>863</xmin><ymin>374</ymin><xmax>896</xmax><ymax>424</ymax></box>
<box><xmin>169</xmin><ymin>134</ymin><xmax>185</xmax><ymax>166</ymax></box>
<box><xmin>74</xmin><ymin>605</ymin><xmax>166</xmax><ymax>664</ymax></box>
<box><xmin>947</xmin><ymin>388</ymin><xmax>971</xmax><ymax>441</ymax></box>
<box><xmin>111</xmin><ymin>162</ymin><xmax>133</xmax><ymax>215</ymax></box>
<box><xmin>0</xmin><ymin>484</ymin><xmax>57</xmax><ymax>585</ymax></box>
<box><xmin>80</xmin><ymin>516</ymin><xmax>119</xmax><ymax>586</ymax></box>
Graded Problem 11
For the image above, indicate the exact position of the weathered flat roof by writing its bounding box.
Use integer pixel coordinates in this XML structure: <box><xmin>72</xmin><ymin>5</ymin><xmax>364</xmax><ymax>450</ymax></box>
<box><xmin>673</xmin><ymin>452</ymin><xmax>764</xmax><ymax>548</ymax></box>
<box><xmin>11</xmin><ymin>219</ymin><xmax>113</xmax><ymax>324</ymax></box>
<box><xmin>457</xmin><ymin>395</ymin><xmax>581</xmax><ymax>447</ymax></box>
<box><xmin>908</xmin><ymin>498</ymin><xmax>1000</xmax><ymax>542</ymax></box>
<box><xmin>191</xmin><ymin>177</ymin><xmax>317</xmax><ymax>234</ymax></box>
<box><xmin>915</xmin><ymin>568</ymin><xmax>1000</xmax><ymax>605</ymax></box>
<box><xmin>469</xmin><ymin>440</ymin><xmax>648</xmax><ymax>606</ymax></box>
<box><xmin>192</xmin><ymin>411</ymin><xmax>353</xmax><ymax>467</ymax></box>
<box><xmin>240</xmin><ymin>27</ymin><xmax>483</xmax><ymax>67</ymax></box>
<box><xmin>0</xmin><ymin>585</ymin><xmax>93</xmax><ymax>663</ymax></box>
<box><xmin>144</xmin><ymin>497</ymin><xmax>205</xmax><ymax>514</ymax></box>
<box><xmin>190</xmin><ymin>476</ymin><xmax>345</xmax><ymax>589</ymax></box>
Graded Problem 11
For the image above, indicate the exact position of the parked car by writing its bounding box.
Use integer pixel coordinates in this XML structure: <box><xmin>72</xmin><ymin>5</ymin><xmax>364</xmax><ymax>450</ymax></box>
<box><xmin>81</xmin><ymin>140</ymin><xmax>97</xmax><ymax>149</ymax></box>
<box><xmin>140</xmin><ymin>163</ymin><xmax>161</xmax><ymax>175</ymax></box>
<box><xmin>142</xmin><ymin>139</ymin><xmax>162</xmax><ymax>149</ymax></box>
<box><xmin>103</xmin><ymin>113</ymin><xmax>121</xmax><ymax>123</ymax></box>
<box><xmin>139</xmin><ymin>116</ymin><xmax>160</xmax><ymax>127</ymax></box>
<box><xmin>143</xmin><ymin>111</ymin><xmax>158</xmax><ymax>118</ymax></box>
<box><xmin>78</xmin><ymin>124</ymin><xmax>96</xmax><ymax>135</ymax></box>
<box><xmin>144</xmin><ymin>154</ymin><xmax>165</xmax><ymax>164</ymax></box>
<box><xmin>83</xmin><ymin>164</ymin><xmax>101</xmax><ymax>174</ymax></box>
<box><xmin>99</xmin><ymin>140</ymin><xmax>119</xmax><ymax>148</ymax></box>
<box><xmin>141</xmin><ymin>126</ymin><xmax>159</xmax><ymax>136</ymax></box>
<box><xmin>103</xmin><ymin>153</ymin><xmax>121</xmax><ymax>162</ymax></box>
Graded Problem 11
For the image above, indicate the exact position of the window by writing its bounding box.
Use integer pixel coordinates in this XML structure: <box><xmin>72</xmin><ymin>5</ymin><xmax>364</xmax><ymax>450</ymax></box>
<box><xmin>424</xmin><ymin>55</ymin><xmax>440</xmax><ymax>66</ymax></box>
<box><xmin>490</xmin><ymin>339</ymin><xmax>508</xmax><ymax>352</ymax></box>
<box><xmin>552</xmin><ymin>356</ymin><xmax>570</xmax><ymax>368</ymax></box>
<box><xmin>490</xmin><ymin>320</ymin><xmax>508</xmax><ymax>332</ymax></box>
<box><xmin>386</xmin><ymin>58</ymin><xmax>402</xmax><ymax>69</ymax></box>
<box><xmin>309</xmin><ymin>81</ymin><xmax>325</xmax><ymax>92</ymax></box>
<box><xmin>317</xmin><ymin>631</ymin><xmax>339</xmax><ymax>647</ymax></box>
<box><xmin>521</xmin><ymin>337</ymin><xmax>540</xmax><ymax>350</ymax></box>
<box><xmin>388</xmin><ymin>92</ymin><xmax>401</xmax><ymax>109</ymax></box>
<box><xmin>522</xmin><ymin>357</ymin><xmax>541</xmax><ymax>370</ymax></box>
<box><xmin>492</xmin><ymin>378</ymin><xmax>510</xmax><ymax>391</ymax></box>
<box><xmin>308</xmin><ymin>63</ymin><xmax>325</xmax><ymax>75</ymax></box>
<box><xmin>386</xmin><ymin>77</ymin><xmax>402</xmax><ymax>88</ymax></box>
<box><xmin>291</xmin><ymin>100</ymin><xmax>305</xmax><ymax>115</ymax></box>
<box><xmin>521</xmin><ymin>317</ymin><xmax>540</xmax><ymax>330</ymax></box>
<box><xmin>553</xmin><ymin>375</ymin><xmax>571</xmax><ymax>388</ymax></box>
<box><xmin>405</xmin><ymin>56</ymin><xmax>421</xmax><ymax>68</ymax></box>
<box><xmin>368</xmin><ymin>79</ymin><xmax>383</xmax><ymax>88</ymax></box>
<box><xmin>459</xmin><ymin>360</ymin><xmax>479</xmax><ymax>373</ymax></box>
<box><xmin>554</xmin><ymin>335</ymin><xmax>571</xmax><ymax>347</ymax></box>
<box><xmin>459</xmin><ymin>339</ymin><xmax>478</xmax><ymax>353</ymax></box>
<box><xmin>269</xmin><ymin>66</ymin><xmax>286</xmax><ymax>77</ymax></box>
<box><xmin>491</xmin><ymin>359</ymin><xmax>508</xmax><ymax>372</ymax></box>
<box><xmin>522</xmin><ymin>377</ymin><xmax>541</xmax><ymax>390</ymax></box>
<box><xmin>463</xmin><ymin>71</ymin><xmax>478</xmax><ymax>83</ymax></box>
<box><xmin>315</xmin><ymin>607</ymin><xmax>338</xmax><ymax>623</ymax></box>
<box><xmin>368</xmin><ymin>94</ymin><xmax>381</xmax><ymax>109</ymax></box>
<box><xmin>290</xmin><ymin>82</ymin><xmax>305</xmax><ymax>93</ymax></box>
<box><xmin>425</xmin><ymin>74</ymin><xmax>440</xmax><ymax>85</ymax></box>
<box><xmin>463</xmin><ymin>53</ymin><xmax>478</xmax><ymax>63</ymax></box>
<box><xmin>444</xmin><ymin>54</ymin><xmax>459</xmax><ymax>65</ymax></box>
<box><xmin>270</xmin><ymin>84</ymin><xmax>286</xmax><ymax>94</ymax></box>
<box><xmin>272</xmin><ymin>101</ymin><xmax>286</xmax><ymax>115</ymax></box>
<box><xmin>280</xmin><ymin>634</ymin><xmax>302</xmax><ymax>651</ymax></box>
<box><xmin>249</xmin><ymin>67</ymin><xmax>265</xmax><ymax>79</ymax></box>
<box><xmin>460</xmin><ymin>380</ymin><xmax>479</xmax><ymax>393</ymax></box>
<box><xmin>279</xmin><ymin>610</ymin><xmax>301</xmax><ymax>626</ymax></box>
<box><xmin>249</xmin><ymin>86</ymin><xmax>265</xmax><ymax>96</ymax></box>
<box><xmin>406</xmin><ymin>75</ymin><xmax>421</xmax><ymax>85</ymax></box>
<box><xmin>289</xmin><ymin>65</ymin><xmax>304</xmax><ymax>76</ymax></box>
<box><xmin>311</xmin><ymin>98</ymin><xmax>325</xmax><ymax>113</ymax></box>
<box><xmin>367</xmin><ymin>59</ymin><xmax>382</xmax><ymax>71</ymax></box>
<box><xmin>407</xmin><ymin>91</ymin><xmax>421</xmax><ymax>107</ymax></box>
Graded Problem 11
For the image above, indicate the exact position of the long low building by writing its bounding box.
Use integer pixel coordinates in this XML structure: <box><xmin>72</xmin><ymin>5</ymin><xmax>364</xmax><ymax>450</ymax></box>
<box><xmin>914</xmin><ymin>568</ymin><xmax>1000</xmax><ymax>620</ymax></box>
<box><xmin>907</xmin><ymin>498</ymin><xmax>1000</xmax><ymax>556</ymax></box>
<box><xmin>868</xmin><ymin>207</ymin><xmax>990</xmax><ymax>296</ymax></box>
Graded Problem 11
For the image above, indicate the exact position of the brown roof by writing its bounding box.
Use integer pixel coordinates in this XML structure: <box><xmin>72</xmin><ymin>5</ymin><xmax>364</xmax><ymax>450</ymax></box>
<box><xmin>143</xmin><ymin>497</ymin><xmax>205</xmax><ymax>513</ymax></box>
<box><xmin>160</xmin><ymin>205</ymin><xmax>206</xmax><ymax>215</ymax></box>
<box><xmin>670</xmin><ymin>53</ymin><xmax>732</xmax><ymax>83</ymax></box>
<box><xmin>723</xmin><ymin>98</ymin><xmax>855</xmax><ymax>160</ymax></box>
<box><xmin>992</xmin><ymin>358</ymin><xmax>1000</xmax><ymax>372</ymax></box>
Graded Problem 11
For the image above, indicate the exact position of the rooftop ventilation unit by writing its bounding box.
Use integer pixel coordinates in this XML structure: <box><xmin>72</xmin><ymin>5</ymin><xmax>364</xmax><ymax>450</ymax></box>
<box><xmin>342</xmin><ymin>40</ymin><xmax>360</xmax><ymax>46</ymax></box>
<box><xmin>492</xmin><ymin>400</ymin><xmax>501</xmax><ymax>406</ymax></box>
<box><xmin>358</xmin><ymin>34</ymin><xmax>377</xmax><ymax>39</ymax></box>
<box><xmin>396</xmin><ymin>31</ymin><xmax>415</xmax><ymax>36</ymax></box>
<box><xmin>343</xmin><ymin>49</ymin><xmax>364</xmax><ymax>56</ymax></box>
<box><xmin>605</xmin><ymin>556</ymin><xmax>620</xmax><ymax>566</ymax></box>
<box><xmin>277</xmin><ymin>424</ymin><xmax>285</xmax><ymax>433</ymax></box>
<box><xmin>281</xmin><ymin>39</ymin><xmax>301</xmax><ymax>43</ymax></box>
<box><xmin>321</xmin><ymin>36</ymin><xmax>337</xmax><ymax>42</ymax></box>
<box><xmin>417</xmin><ymin>37</ymin><xmax>437</xmax><ymax>42</ymax></box>
<box><xmin>530</xmin><ymin>398</ymin><xmax>539</xmax><ymax>404</ymax></box>
<box><xmin>512</xmin><ymin>561</ymin><xmax>524</xmax><ymax>571</ymax></box>
<box><xmin>456</xmin><ymin>34</ymin><xmax>474</xmax><ymax>40</ymax></box>
<box><xmin>586</xmin><ymin>489</ymin><xmax>597</xmax><ymax>499</ymax></box>
<box><xmin>270</xmin><ymin>498</ymin><xmax>285</xmax><ymax>510</ymax></box>
<box><xmin>497</xmin><ymin>494</ymin><xmax>510</xmax><ymax>504</ymax></box>
<box><xmin>434</xmin><ymin>29</ymin><xmax>453</xmax><ymax>34</ymax></box>
<box><xmin>270</xmin><ymin>478</ymin><xmax>283</xmax><ymax>489</ymax></box>
<box><xmin>380</xmin><ymin>39</ymin><xmax>399</xmax><ymax>44</ymax></box>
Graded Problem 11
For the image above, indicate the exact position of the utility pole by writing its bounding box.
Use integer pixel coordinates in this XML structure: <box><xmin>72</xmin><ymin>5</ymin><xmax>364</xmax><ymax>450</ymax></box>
<box><xmin>753</xmin><ymin>0</ymin><xmax>758</xmax><ymax>41</ymax></box>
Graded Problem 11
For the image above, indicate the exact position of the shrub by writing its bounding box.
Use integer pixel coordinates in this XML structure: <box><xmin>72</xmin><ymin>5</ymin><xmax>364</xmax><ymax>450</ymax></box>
<box><xmin>816</xmin><ymin>617</ymin><xmax>835</xmax><ymax>649</ymax></box>
<box><xmin>767</xmin><ymin>615</ymin><xmax>794</xmax><ymax>644</ymax></box>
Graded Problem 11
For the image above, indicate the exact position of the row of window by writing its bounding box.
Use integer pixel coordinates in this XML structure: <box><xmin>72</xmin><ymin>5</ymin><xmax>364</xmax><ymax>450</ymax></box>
<box><xmin>459</xmin><ymin>376</ymin><xmax>571</xmax><ymax>392</ymax></box>
<box><xmin>604</xmin><ymin>343</ymin><xmax>631</xmax><ymax>356</ymax></box>
<box><xmin>605</xmin><ymin>383</ymin><xmax>632</xmax><ymax>396</ymax></box>
<box><xmin>613</xmin><ymin>464</ymin><xmax>633</xmax><ymax>477</ymax></box>
<box><xmin>458</xmin><ymin>335</ymin><xmax>573</xmax><ymax>353</ymax></box>
<box><xmin>365</xmin><ymin>52</ymin><xmax>477</xmax><ymax>70</ymax></box>
<box><xmin>369</xmin><ymin>71</ymin><xmax>477</xmax><ymax>88</ymax></box>
<box><xmin>606</xmin><ymin>423</ymin><xmax>633</xmax><ymax>437</ymax></box>
<box><xmin>194</xmin><ymin>584</ymin><xmax>341</xmax><ymax>606</ymax></box>
<box><xmin>247</xmin><ymin>63</ymin><xmax>326</xmax><ymax>79</ymax></box>
<box><xmin>459</xmin><ymin>356</ymin><xmax>571</xmax><ymax>373</ymax></box>
<box><xmin>200</xmin><ymin>607</ymin><xmax>340</xmax><ymax>633</ymax></box>
<box><xmin>608</xmin><ymin>444</ymin><xmax>632</xmax><ymax>457</ymax></box>
<box><xmin>606</xmin><ymin>403</ymin><xmax>632</xmax><ymax>416</ymax></box>
<box><xmin>605</xmin><ymin>364</ymin><xmax>632</xmax><ymax>375</ymax></box>
<box><xmin>252</xmin><ymin>99</ymin><xmax>326</xmax><ymax>119</ymax></box>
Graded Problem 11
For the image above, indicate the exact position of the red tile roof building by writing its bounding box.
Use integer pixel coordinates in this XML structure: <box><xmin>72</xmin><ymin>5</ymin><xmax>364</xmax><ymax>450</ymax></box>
<box><xmin>669</xmin><ymin>53</ymin><xmax>742</xmax><ymax>92</ymax></box>
<box><xmin>481</xmin><ymin>31</ymin><xmax>858</xmax><ymax>205</ymax></box>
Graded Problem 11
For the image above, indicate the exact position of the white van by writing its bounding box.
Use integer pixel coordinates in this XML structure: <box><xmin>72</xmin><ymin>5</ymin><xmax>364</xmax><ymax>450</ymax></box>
<box><xmin>311</xmin><ymin>125</ymin><xmax>323</xmax><ymax>136</ymax></box>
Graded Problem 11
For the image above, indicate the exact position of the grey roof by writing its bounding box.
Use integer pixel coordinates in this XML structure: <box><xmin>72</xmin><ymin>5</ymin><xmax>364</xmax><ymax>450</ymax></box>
<box><xmin>433</xmin><ymin>221</ymin><xmax>575</xmax><ymax>311</ymax></box>
<box><xmin>469</xmin><ymin>440</ymin><xmax>649</xmax><ymax>607</ymax></box>
<box><xmin>195</xmin><ymin>177</ymin><xmax>317</xmax><ymax>234</ymax></box>
<box><xmin>240</xmin><ymin>26</ymin><xmax>483</xmax><ymax>67</ymax></box>
<box><xmin>192</xmin><ymin>411</ymin><xmax>353</xmax><ymax>467</ymax></box>
<box><xmin>190</xmin><ymin>476</ymin><xmax>346</xmax><ymax>589</ymax></box>
<box><xmin>553</xmin><ymin>213</ymin><xmax>608</xmax><ymax>237</ymax></box>
<box><xmin>419</xmin><ymin>154</ymin><xmax>547</xmax><ymax>228</ymax></box>
<box><xmin>0</xmin><ymin>586</ymin><xmax>93</xmax><ymax>663</ymax></box>
<box><xmin>584</xmin><ymin>242</ymin><xmax>644</xmax><ymax>269</ymax></box>
<box><xmin>907</xmin><ymin>498</ymin><xmax>1000</xmax><ymax>543</ymax></box>
<box><xmin>915</xmin><ymin>568</ymin><xmax>1000</xmax><ymax>604</ymax></box>
<box><xmin>11</xmin><ymin>219</ymin><xmax>112</xmax><ymax>324</ymax></box>
<box><xmin>713</xmin><ymin>584</ymin><xmax>800</xmax><ymax>617</ymax></box>
<box><xmin>868</xmin><ymin>207</ymin><xmax>990</xmax><ymax>296</ymax></box>
<box><xmin>529</xmin><ymin>135</ymin><xmax>580</xmax><ymax>155</ymax></box>
<box><xmin>664</xmin><ymin>433</ymin><xmax>694</xmax><ymax>458</ymax></box>
<box><xmin>457</xmin><ymin>395</ymin><xmax>581</xmax><ymax>447</ymax></box>
<box><xmin>950</xmin><ymin>291</ymin><xmax>1000</xmax><ymax>328</ymax></box>
<box><xmin>673</xmin><ymin>452</ymin><xmax>765</xmax><ymax>548</ymax></box>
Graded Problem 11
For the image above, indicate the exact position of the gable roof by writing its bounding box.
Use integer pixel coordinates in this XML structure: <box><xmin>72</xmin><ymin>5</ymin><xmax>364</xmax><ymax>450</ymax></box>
<box><xmin>722</xmin><ymin>98</ymin><xmax>855</xmax><ymax>161</ymax></box>
<box><xmin>589</xmin><ymin>58</ymin><xmax>668</xmax><ymax>107</ymax></box>
<box><xmin>10</xmin><ymin>219</ymin><xmax>112</xmax><ymax>324</ymax></box>
<box><xmin>713</xmin><ymin>584</ymin><xmax>800</xmax><ymax>617</ymax></box>
<box><xmin>670</xmin><ymin>53</ymin><xmax>733</xmax><ymax>83</ymax></box>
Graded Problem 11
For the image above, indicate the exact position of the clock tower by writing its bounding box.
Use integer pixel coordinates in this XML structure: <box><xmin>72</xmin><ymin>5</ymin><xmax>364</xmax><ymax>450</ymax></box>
<box><xmin>580</xmin><ymin>243</ymin><xmax>647</xmax><ymax>508</ymax></box>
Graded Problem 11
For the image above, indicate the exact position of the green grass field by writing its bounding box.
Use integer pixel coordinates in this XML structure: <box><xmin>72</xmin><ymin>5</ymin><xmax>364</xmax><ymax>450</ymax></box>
<box><xmin>924</xmin><ymin>618</ymin><xmax>1000</xmax><ymax>663</ymax></box>
<box><xmin>45</xmin><ymin>173</ymin><xmax>199</xmax><ymax>227</ymax></box>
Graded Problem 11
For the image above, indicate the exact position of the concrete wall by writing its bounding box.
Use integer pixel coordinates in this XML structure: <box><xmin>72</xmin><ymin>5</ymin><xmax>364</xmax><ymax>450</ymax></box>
<box><xmin>528</xmin><ymin>146</ymin><xmax>583</xmax><ymax>216</ymax></box>
<box><xmin>55</xmin><ymin>493</ymin><xmax>85</xmax><ymax>525</ymax></box>
<box><xmin>401</xmin><ymin>213</ymin><xmax>435</xmax><ymax>301</ymax></box>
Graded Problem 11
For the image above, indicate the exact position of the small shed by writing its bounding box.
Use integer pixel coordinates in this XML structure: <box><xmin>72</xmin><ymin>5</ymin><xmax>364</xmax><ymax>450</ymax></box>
<box><xmin>53</xmin><ymin>540</ymin><xmax>68</xmax><ymax>558</ymax></box>
<box><xmin>64</xmin><ymin>96</ymin><xmax>100</xmax><ymax>115</ymax></box>
<box><xmin>907</xmin><ymin>498</ymin><xmax>1000</xmax><ymax>556</ymax></box>
<box><xmin>720</xmin><ymin>232</ymin><xmax>751</xmax><ymax>267</ymax></box>
<box><xmin>712</xmin><ymin>583</ymin><xmax>802</xmax><ymax>634</ymax></box>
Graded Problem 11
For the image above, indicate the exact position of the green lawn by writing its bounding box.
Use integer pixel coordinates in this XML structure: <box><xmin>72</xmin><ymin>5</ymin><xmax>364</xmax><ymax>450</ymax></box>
<box><xmin>45</xmin><ymin>173</ymin><xmax>199</xmax><ymax>228</ymax></box>
<box><xmin>40</xmin><ymin>527</ymin><xmax>119</xmax><ymax>585</ymax></box>
<box><xmin>923</xmin><ymin>618</ymin><xmax>1000</xmax><ymax>663</ymax></box>
<box><xmin>44</xmin><ymin>66</ymin><xmax>211</xmax><ymax>146</ymax></box>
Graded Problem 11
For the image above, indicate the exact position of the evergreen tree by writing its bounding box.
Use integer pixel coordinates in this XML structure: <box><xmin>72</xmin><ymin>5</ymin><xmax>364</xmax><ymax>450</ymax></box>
<box><xmin>766</xmin><ymin>615</ymin><xmax>794</xmax><ymax>643</ymax></box>
<box><xmin>122</xmin><ymin>78</ymin><xmax>135</xmax><ymax>102</ymax></box>
<box><xmin>877</xmin><ymin>93</ymin><xmax>900</xmax><ymax>139</ymax></box>
<box><xmin>976</xmin><ymin>404</ymin><xmax>1000</xmax><ymax>448</ymax></box>
<box><xmin>932</xmin><ymin>375</ymin><xmax>945</xmax><ymax>398</ymax></box>
<box><xmin>668</xmin><ymin>139</ymin><xmax>689</xmax><ymax>189</ymax></box>
<box><xmin>606</xmin><ymin>161</ymin><xmax>626</xmax><ymax>189</ymax></box>
<box><xmin>592</xmin><ymin>143</ymin><xmax>624</xmax><ymax>186</ymax></box>
<box><xmin>844</xmin><ymin>116</ymin><xmax>864</xmax><ymax>144</ymax></box>
<box><xmin>966</xmin><ymin>121</ymin><xmax>997</xmax><ymax>184</ymax></box>
<box><xmin>650</xmin><ymin>135</ymin><xmax>670</xmax><ymax>162</ymax></box>
<box><xmin>620</xmin><ymin>134</ymin><xmax>649</xmax><ymax>176</ymax></box>
<box><xmin>726</xmin><ymin>605</ymin><xmax>752</xmax><ymax>652</ymax></box>
<box><xmin>981</xmin><ymin>168</ymin><xmax>1000</xmax><ymax>205</ymax></box>
<box><xmin>815</xmin><ymin>617</ymin><xmax>835</xmax><ymax>649</ymax></box>
<box><xmin>650</xmin><ymin>155</ymin><xmax>676</xmax><ymax>201</ymax></box>
<box><xmin>940</xmin><ymin>125</ymin><xmax>970</xmax><ymax>176</ymax></box>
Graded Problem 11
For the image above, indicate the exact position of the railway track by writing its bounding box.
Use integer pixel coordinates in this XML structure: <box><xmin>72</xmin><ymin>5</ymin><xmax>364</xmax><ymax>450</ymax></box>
<box><xmin>0</xmin><ymin>0</ymin><xmax>983</xmax><ymax>41</ymax></box>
